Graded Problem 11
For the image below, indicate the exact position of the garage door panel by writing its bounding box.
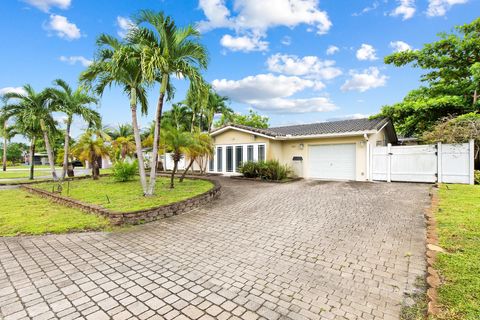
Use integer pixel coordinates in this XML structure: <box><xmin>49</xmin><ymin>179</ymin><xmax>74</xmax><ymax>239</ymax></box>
<box><xmin>308</xmin><ymin>144</ymin><xmax>356</xmax><ymax>180</ymax></box>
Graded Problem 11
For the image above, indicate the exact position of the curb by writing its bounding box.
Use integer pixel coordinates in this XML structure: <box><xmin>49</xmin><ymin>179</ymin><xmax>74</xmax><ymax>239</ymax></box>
<box><xmin>425</xmin><ymin>186</ymin><xmax>441</xmax><ymax>315</ymax></box>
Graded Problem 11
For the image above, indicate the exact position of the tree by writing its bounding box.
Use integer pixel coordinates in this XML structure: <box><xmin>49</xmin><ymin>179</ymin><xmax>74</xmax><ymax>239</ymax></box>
<box><xmin>3</xmin><ymin>85</ymin><xmax>59</xmax><ymax>180</ymax></box>
<box><xmin>106</xmin><ymin>124</ymin><xmax>136</xmax><ymax>161</ymax></box>
<box><xmin>0</xmin><ymin>97</ymin><xmax>18</xmax><ymax>170</ymax></box>
<box><xmin>204</xmin><ymin>90</ymin><xmax>230</xmax><ymax>133</ymax></box>
<box><xmin>179</xmin><ymin>130</ymin><xmax>213</xmax><ymax>182</ymax></box>
<box><xmin>130</xmin><ymin>10</ymin><xmax>208</xmax><ymax>195</ymax></box>
<box><xmin>81</xmin><ymin>34</ymin><xmax>150</xmax><ymax>193</ymax></box>
<box><xmin>48</xmin><ymin>79</ymin><xmax>101</xmax><ymax>179</ymax></box>
<box><xmin>72</xmin><ymin>130</ymin><xmax>109</xmax><ymax>180</ymax></box>
<box><xmin>376</xmin><ymin>18</ymin><xmax>480</xmax><ymax>137</ymax></box>
<box><xmin>163</xmin><ymin>128</ymin><xmax>192</xmax><ymax>188</ymax></box>
<box><xmin>215</xmin><ymin>109</ymin><xmax>269</xmax><ymax>129</ymax></box>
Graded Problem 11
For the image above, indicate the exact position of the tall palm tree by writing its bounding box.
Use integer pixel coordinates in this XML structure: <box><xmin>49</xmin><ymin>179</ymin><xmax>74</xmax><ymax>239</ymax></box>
<box><xmin>48</xmin><ymin>79</ymin><xmax>101</xmax><ymax>179</ymax></box>
<box><xmin>205</xmin><ymin>91</ymin><xmax>231</xmax><ymax>133</ymax></box>
<box><xmin>130</xmin><ymin>10</ymin><xmax>208</xmax><ymax>195</ymax></box>
<box><xmin>164</xmin><ymin>128</ymin><xmax>192</xmax><ymax>188</ymax></box>
<box><xmin>108</xmin><ymin>123</ymin><xmax>134</xmax><ymax>140</ymax></box>
<box><xmin>4</xmin><ymin>85</ymin><xmax>59</xmax><ymax>180</ymax></box>
<box><xmin>80</xmin><ymin>34</ymin><xmax>150</xmax><ymax>194</ymax></box>
<box><xmin>72</xmin><ymin>130</ymin><xmax>109</xmax><ymax>180</ymax></box>
<box><xmin>0</xmin><ymin>97</ymin><xmax>17</xmax><ymax>171</ymax></box>
<box><xmin>179</xmin><ymin>130</ymin><xmax>213</xmax><ymax>182</ymax></box>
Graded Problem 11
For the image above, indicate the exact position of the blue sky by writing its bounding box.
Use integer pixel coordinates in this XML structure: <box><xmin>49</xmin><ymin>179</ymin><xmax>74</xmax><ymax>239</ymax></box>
<box><xmin>1</xmin><ymin>0</ymin><xmax>479</xmax><ymax>138</ymax></box>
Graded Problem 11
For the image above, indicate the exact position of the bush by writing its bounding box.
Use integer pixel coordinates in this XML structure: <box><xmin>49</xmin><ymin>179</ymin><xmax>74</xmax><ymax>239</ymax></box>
<box><xmin>112</xmin><ymin>160</ymin><xmax>138</xmax><ymax>182</ymax></box>
<box><xmin>475</xmin><ymin>170</ymin><xmax>480</xmax><ymax>185</ymax></box>
<box><xmin>239</xmin><ymin>160</ymin><xmax>292</xmax><ymax>181</ymax></box>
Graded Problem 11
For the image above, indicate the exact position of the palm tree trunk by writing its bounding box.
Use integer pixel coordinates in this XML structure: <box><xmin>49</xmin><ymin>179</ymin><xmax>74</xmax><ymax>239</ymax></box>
<box><xmin>130</xmin><ymin>90</ymin><xmax>148</xmax><ymax>195</ymax></box>
<box><xmin>92</xmin><ymin>156</ymin><xmax>99</xmax><ymax>180</ymax></box>
<box><xmin>2</xmin><ymin>121</ymin><xmax>7</xmax><ymax>171</ymax></box>
<box><xmin>179</xmin><ymin>158</ymin><xmax>194</xmax><ymax>182</ymax></box>
<box><xmin>61</xmin><ymin>117</ymin><xmax>72</xmax><ymax>179</ymax></box>
<box><xmin>474</xmin><ymin>89</ymin><xmax>478</xmax><ymax>106</ymax></box>
<box><xmin>170</xmin><ymin>160</ymin><xmax>178</xmax><ymax>189</ymax></box>
<box><xmin>29</xmin><ymin>137</ymin><xmax>36</xmax><ymax>180</ymax></box>
<box><xmin>147</xmin><ymin>74</ymin><xmax>169</xmax><ymax>196</ymax></box>
<box><xmin>40</xmin><ymin>119</ymin><xmax>58</xmax><ymax>181</ymax></box>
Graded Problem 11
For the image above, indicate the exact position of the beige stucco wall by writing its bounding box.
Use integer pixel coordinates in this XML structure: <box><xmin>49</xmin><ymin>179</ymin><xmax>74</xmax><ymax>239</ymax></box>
<box><xmin>211</xmin><ymin>127</ymin><xmax>392</xmax><ymax>181</ymax></box>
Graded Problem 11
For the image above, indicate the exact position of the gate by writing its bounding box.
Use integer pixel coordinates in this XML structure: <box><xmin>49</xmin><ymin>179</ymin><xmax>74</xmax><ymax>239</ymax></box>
<box><xmin>371</xmin><ymin>140</ymin><xmax>475</xmax><ymax>184</ymax></box>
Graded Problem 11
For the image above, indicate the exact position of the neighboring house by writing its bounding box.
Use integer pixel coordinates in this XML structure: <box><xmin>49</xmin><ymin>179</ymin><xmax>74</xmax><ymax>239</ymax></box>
<box><xmin>209</xmin><ymin>117</ymin><xmax>397</xmax><ymax>181</ymax></box>
<box><xmin>24</xmin><ymin>153</ymin><xmax>49</xmax><ymax>166</ymax></box>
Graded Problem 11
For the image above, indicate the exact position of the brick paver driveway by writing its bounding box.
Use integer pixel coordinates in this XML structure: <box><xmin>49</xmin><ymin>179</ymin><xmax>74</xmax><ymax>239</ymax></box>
<box><xmin>0</xmin><ymin>178</ymin><xmax>430</xmax><ymax>320</ymax></box>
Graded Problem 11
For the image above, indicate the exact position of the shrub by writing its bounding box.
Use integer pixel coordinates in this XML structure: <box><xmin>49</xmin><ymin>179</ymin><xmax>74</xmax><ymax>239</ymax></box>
<box><xmin>112</xmin><ymin>160</ymin><xmax>138</xmax><ymax>182</ymax></box>
<box><xmin>239</xmin><ymin>160</ymin><xmax>292</xmax><ymax>181</ymax></box>
<box><xmin>475</xmin><ymin>170</ymin><xmax>480</xmax><ymax>185</ymax></box>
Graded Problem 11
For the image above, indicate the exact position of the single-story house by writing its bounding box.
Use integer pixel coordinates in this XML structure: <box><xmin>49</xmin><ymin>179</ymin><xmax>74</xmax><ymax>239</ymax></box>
<box><xmin>209</xmin><ymin>117</ymin><xmax>397</xmax><ymax>181</ymax></box>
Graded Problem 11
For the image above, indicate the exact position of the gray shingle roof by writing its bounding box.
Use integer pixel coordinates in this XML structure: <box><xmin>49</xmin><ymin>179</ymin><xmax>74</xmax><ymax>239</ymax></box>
<box><xmin>212</xmin><ymin>117</ymin><xmax>390</xmax><ymax>137</ymax></box>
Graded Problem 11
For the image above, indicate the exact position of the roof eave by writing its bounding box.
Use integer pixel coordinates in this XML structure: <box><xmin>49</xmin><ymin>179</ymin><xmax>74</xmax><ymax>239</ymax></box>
<box><xmin>275</xmin><ymin>130</ymin><xmax>378</xmax><ymax>140</ymax></box>
<box><xmin>210</xmin><ymin>125</ymin><xmax>277</xmax><ymax>140</ymax></box>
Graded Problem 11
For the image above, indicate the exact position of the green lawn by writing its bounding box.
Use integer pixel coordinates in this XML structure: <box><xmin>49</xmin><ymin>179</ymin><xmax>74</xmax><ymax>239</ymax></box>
<box><xmin>33</xmin><ymin>176</ymin><xmax>214</xmax><ymax>212</ymax></box>
<box><xmin>0</xmin><ymin>189</ymin><xmax>110</xmax><ymax>236</ymax></box>
<box><xmin>0</xmin><ymin>168</ymin><xmax>112</xmax><ymax>180</ymax></box>
<box><xmin>434</xmin><ymin>184</ymin><xmax>480</xmax><ymax>320</ymax></box>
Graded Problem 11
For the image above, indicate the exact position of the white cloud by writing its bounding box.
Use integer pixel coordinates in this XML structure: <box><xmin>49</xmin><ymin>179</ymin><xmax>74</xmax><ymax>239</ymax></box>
<box><xmin>198</xmin><ymin>0</ymin><xmax>332</xmax><ymax>52</ymax></box>
<box><xmin>0</xmin><ymin>87</ymin><xmax>27</xmax><ymax>96</ymax></box>
<box><xmin>281</xmin><ymin>36</ymin><xmax>292</xmax><ymax>46</ymax></box>
<box><xmin>327</xmin><ymin>113</ymin><xmax>371</xmax><ymax>121</ymax></box>
<box><xmin>390</xmin><ymin>40</ymin><xmax>412</xmax><ymax>52</ymax></box>
<box><xmin>220</xmin><ymin>34</ymin><xmax>268</xmax><ymax>52</ymax></box>
<box><xmin>427</xmin><ymin>0</ymin><xmax>468</xmax><ymax>17</ymax></box>
<box><xmin>59</xmin><ymin>55</ymin><xmax>92</xmax><ymax>67</ymax></box>
<box><xmin>22</xmin><ymin>0</ymin><xmax>71</xmax><ymax>12</ymax></box>
<box><xmin>356</xmin><ymin>44</ymin><xmax>378</xmax><ymax>61</ymax></box>
<box><xmin>352</xmin><ymin>1</ymin><xmax>380</xmax><ymax>16</ymax></box>
<box><xmin>116</xmin><ymin>16</ymin><xmax>134</xmax><ymax>38</ymax></box>
<box><xmin>391</xmin><ymin>0</ymin><xmax>416</xmax><ymax>20</ymax></box>
<box><xmin>341</xmin><ymin>67</ymin><xmax>388</xmax><ymax>92</ymax></box>
<box><xmin>326</xmin><ymin>45</ymin><xmax>339</xmax><ymax>55</ymax></box>
<box><xmin>44</xmin><ymin>14</ymin><xmax>81</xmax><ymax>40</ymax></box>
<box><xmin>212</xmin><ymin>73</ymin><xmax>335</xmax><ymax>113</ymax></box>
<box><xmin>267</xmin><ymin>54</ymin><xmax>342</xmax><ymax>80</ymax></box>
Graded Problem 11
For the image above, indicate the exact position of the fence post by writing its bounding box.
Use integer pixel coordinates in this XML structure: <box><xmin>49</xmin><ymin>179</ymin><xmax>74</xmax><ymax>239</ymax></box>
<box><xmin>387</xmin><ymin>143</ymin><xmax>392</xmax><ymax>183</ymax></box>
<box><xmin>437</xmin><ymin>142</ymin><xmax>442</xmax><ymax>183</ymax></box>
<box><xmin>469</xmin><ymin>139</ymin><xmax>475</xmax><ymax>185</ymax></box>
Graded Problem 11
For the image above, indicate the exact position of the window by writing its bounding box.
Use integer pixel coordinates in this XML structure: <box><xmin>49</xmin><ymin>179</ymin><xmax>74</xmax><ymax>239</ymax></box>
<box><xmin>216</xmin><ymin>147</ymin><xmax>222</xmax><ymax>172</ymax></box>
<box><xmin>247</xmin><ymin>145</ymin><xmax>254</xmax><ymax>162</ymax></box>
<box><xmin>258</xmin><ymin>145</ymin><xmax>265</xmax><ymax>162</ymax></box>
<box><xmin>226</xmin><ymin>146</ymin><xmax>233</xmax><ymax>172</ymax></box>
<box><xmin>235</xmin><ymin>146</ymin><xmax>243</xmax><ymax>172</ymax></box>
<box><xmin>209</xmin><ymin>156</ymin><xmax>214</xmax><ymax>172</ymax></box>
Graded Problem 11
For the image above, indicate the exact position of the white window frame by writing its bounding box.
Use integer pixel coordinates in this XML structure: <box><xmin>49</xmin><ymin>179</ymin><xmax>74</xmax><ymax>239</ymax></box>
<box><xmin>209</xmin><ymin>143</ymin><xmax>267</xmax><ymax>174</ymax></box>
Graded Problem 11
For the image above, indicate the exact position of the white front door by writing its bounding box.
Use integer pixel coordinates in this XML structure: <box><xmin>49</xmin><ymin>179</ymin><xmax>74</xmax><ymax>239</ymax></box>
<box><xmin>308</xmin><ymin>144</ymin><xmax>356</xmax><ymax>180</ymax></box>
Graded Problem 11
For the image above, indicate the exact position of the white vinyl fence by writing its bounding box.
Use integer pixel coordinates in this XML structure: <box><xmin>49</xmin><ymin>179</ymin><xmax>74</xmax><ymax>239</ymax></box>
<box><xmin>372</xmin><ymin>140</ymin><xmax>475</xmax><ymax>184</ymax></box>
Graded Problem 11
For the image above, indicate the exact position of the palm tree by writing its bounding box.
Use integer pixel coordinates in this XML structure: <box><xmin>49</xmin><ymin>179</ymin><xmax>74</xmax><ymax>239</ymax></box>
<box><xmin>108</xmin><ymin>123</ymin><xmax>134</xmax><ymax>140</ymax></box>
<box><xmin>0</xmin><ymin>97</ymin><xmax>18</xmax><ymax>171</ymax></box>
<box><xmin>72</xmin><ymin>130</ymin><xmax>109</xmax><ymax>180</ymax></box>
<box><xmin>48</xmin><ymin>79</ymin><xmax>101</xmax><ymax>179</ymax></box>
<box><xmin>164</xmin><ymin>128</ymin><xmax>192</xmax><ymax>188</ymax></box>
<box><xmin>130</xmin><ymin>10</ymin><xmax>208</xmax><ymax>195</ymax></box>
<box><xmin>3</xmin><ymin>85</ymin><xmax>59</xmax><ymax>180</ymax></box>
<box><xmin>80</xmin><ymin>34</ymin><xmax>150</xmax><ymax>193</ymax></box>
<box><xmin>205</xmin><ymin>91</ymin><xmax>231</xmax><ymax>133</ymax></box>
<box><xmin>112</xmin><ymin>136</ymin><xmax>136</xmax><ymax>160</ymax></box>
<box><xmin>179</xmin><ymin>130</ymin><xmax>213</xmax><ymax>182</ymax></box>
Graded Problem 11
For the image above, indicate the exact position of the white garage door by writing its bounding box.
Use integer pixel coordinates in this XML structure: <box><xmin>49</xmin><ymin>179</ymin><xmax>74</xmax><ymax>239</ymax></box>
<box><xmin>308</xmin><ymin>144</ymin><xmax>356</xmax><ymax>180</ymax></box>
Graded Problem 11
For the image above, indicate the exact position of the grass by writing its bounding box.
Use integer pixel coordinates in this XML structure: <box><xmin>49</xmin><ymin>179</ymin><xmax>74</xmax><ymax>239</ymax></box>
<box><xmin>0</xmin><ymin>188</ymin><xmax>110</xmax><ymax>236</ymax></box>
<box><xmin>33</xmin><ymin>176</ymin><xmax>214</xmax><ymax>212</ymax></box>
<box><xmin>400</xmin><ymin>277</ymin><xmax>428</xmax><ymax>320</ymax></box>
<box><xmin>434</xmin><ymin>184</ymin><xmax>480</xmax><ymax>320</ymax></box>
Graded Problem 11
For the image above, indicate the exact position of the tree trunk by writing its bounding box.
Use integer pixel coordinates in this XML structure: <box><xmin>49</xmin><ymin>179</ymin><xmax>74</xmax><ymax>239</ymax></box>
<box><xmin>147</xmin><ymin>74</ymin><xmax>169</xmax><ymax>196</ymax></box>
<box><xmin>474</xmin><ymin>89</ymin><xmax>478</xmax><ymax>106</ymax></box>
<box><xmin>61</xmin><ymin>117</ymin><xmax>72</xmax><ymax>180</ymax></box>
<box><xmin>2</xmin><ymin>121</ymin><xmax>7</xmax><ymax>171</ymax></box>
<box><xmin>92</xmin><ymin>156</ymin><xmax>99</xmax><ymax>180</ymax></box>
<box><xmin>29</xmin><ymin>137</ymin><xmax>36</xmax><ymax>180</ymax></box>
<box><xmin>40</xmin><ymin>119</ymin><xmax>58</xmax><ymax>181</ymax></box>
<box><xmin>130</xmin><ymin>90</ymin><xmax>148</xmax><ymax>195</ymax></box>
<box><xmin>179</xmin><ymin>158</ymin><xmax>195</xmax><ymax>182</ymax></box>
<box><xmin>170</xmin><ymin>160</ymin><xmax>178</xmax><ymax>189</ymax></box>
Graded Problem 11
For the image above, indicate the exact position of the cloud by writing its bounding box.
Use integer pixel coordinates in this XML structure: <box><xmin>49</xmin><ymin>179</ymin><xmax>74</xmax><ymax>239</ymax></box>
<box><xmin>116</xmin><ymin>16</ymin><xmax>134</xmax><ymax>38</ymax></box>
<box><xmin>390</xmin><ymin>40</ymin><xmax>412</xmax><ymax>52</ymax></box>
<box><xmin>281</xmin><ymin>36</ymin><xmax>292</xmax><ymax>46</ymax></box>
<box><xmin>212</xmin><ymin>73</ymin><xmax>334</xmax><ymax>113</ymax></box>
<box><xmin>220</xmin><ymin>34</ymin><xmax>268</xmax><ymax>52</ymax></box>
<box><xmin>22</xmin><ymin>0</ymin><xmax>71</xmax><ymax>12</ymax></box>
<box><xmin>198</xmin><ymin>0</ymin><xmax>332</xmax><ymax>52</ymax></box>
<box><xmin>0</xmin><ymin>87</ymin><xmax>27</xmax><ymax>96</ymax></box>
<box><xmin>352</xmin><ymin>1</ymin><xmax>380</xmax><ymax>16</ymax></box>
<box><xmin>59</xmin><ymin>55</ymin><xmax>92</xmax><ymax>67</ymax></box>
<box><xmin>426</xmin><ymin>0</ymin><xmax>468</xmax><ymax>17</ymax></box>
<box><xmin>326</xmin><ymin>45</ymin><xmax>339</xmax><ymax>55</ymax></box>
<box><xmin>327</xmin><ymin>113</ymin><xmax>371</xmax><ymax>121</ymax></box>
<box><xmin>341</xmin><ymin>67</ymin><xmax>388</xmax><ymax>92</ymax></box>
<box><xmin>44</xmin><ymin>14</ymin><xmax>81</xmax><ymax>40</ymax></box>
<box><xmin>356</xmin><ymin>44</ymin><xmax>378</xmax><ymax>61</ymax></box>
<box><xmin>266</xmin><ymin>54</ymin><xmax>342</xmax><ymax>80</ymax></box>
<box><xmin>391</xmin><ymin>0</ymin><xmax>416</xmax><ymax>20</ymax></box>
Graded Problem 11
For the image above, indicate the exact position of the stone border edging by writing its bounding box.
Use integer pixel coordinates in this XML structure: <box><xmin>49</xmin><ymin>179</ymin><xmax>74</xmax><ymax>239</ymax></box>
<box><xmin>21</xmin><ymin>176</ymin><xmax>221</xmax><ymax>226</ymax></box>
<box><xmin>425</xmin><ymin>186</ymin><xmax>441</xmax><ymax>315</ymax></box>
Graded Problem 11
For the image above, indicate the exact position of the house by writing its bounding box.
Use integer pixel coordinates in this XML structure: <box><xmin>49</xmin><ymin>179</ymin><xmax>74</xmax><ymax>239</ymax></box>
<box><xmin>209</xmin><ymin>117</ymin><xmax>397</xmax><ymax>181</ymax></box>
